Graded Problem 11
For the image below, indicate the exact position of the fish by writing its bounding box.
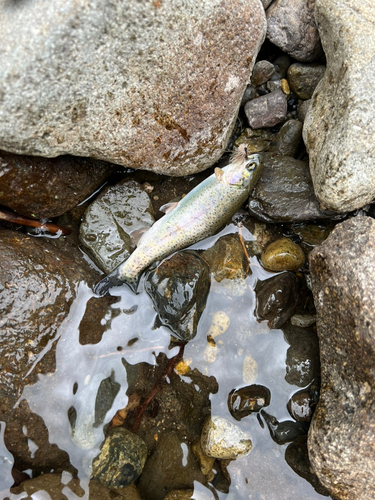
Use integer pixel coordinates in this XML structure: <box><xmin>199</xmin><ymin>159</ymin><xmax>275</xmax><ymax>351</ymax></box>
<box><xmin>94</xmin><ymin>145</ymin><xmax>263</xmax><ymax>296</ymax></box>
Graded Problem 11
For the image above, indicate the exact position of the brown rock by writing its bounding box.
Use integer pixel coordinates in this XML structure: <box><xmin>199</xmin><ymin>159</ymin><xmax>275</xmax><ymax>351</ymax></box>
<box><xmin>0</xmin><ymin>151</ymin><xmax>115</xmax><ymax>219</ymax></box>
<box><xmin>11</xmin><ymin>472</ymin><xmax>141</xmax><ymax>500</ymax></box>
<box><xmin>309</xmin><ymin>216</ymin><xmax>375</xmax><ymax>499</ymax></box>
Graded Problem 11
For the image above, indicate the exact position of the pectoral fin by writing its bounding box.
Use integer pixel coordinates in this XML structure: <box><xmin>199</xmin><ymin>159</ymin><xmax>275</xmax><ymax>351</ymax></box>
<box><xmin>214</xmin><ymin>167</ymin><xmax>225</xmax><ymax>183</ymax></box>
<box><xmin>130</xmin><ymin>227</ymin><xmax>150</xmax><ymax>246</ymax></box>
<box><xmin>160</xmin><ymin>201</ymin><xmax>180</xmax><ymax>214</ymax></box>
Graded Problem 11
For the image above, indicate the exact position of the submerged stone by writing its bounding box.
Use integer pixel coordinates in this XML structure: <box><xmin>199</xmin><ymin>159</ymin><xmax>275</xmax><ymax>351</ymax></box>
<box><xmin>91</xmin><ymin>427</ymin><xmax>147</xmax><ymax>488</ymax></box>
<box><xmin>145</xmin><ymin>251</ymin><xmax>210</xmax><ymax>342</ymax></box>
<box><xmin>228</xmin><ymin>384</ymin><xmax>271</xmax><ymax>421</ymax></box>
<box><xmin>255</xmin><ymin>272</ymin><xmax>300</xmax><ymax>328</ymax></box>
<box><xmin>201</xmin><ymin>416</ymin><xmax>252</xmax><ymax>459</ymax></box>
<box><xmin>80</xmin><ymin>179</ymin><xmax>154</xmax><ymax>274</ymax></box>
<box><xmin>261</xmin><ymin>410</ymin><xmax>309</xmax><ymax>444</ymax></box>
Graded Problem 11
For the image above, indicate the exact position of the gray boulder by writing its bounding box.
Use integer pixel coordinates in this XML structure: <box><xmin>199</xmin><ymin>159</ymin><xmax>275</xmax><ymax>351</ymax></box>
<box><xmin>0</xmin><ymin>0</ymin><xmax>266</xmax><ymax>176</ymax></box>
<box><xmin>266</xmin><ymin>0</ymin><xmax>322</xmax><ymax>62</ymax></box>
<box><xmin>303</xmin><ymin>0</ymin><xmax>375</xmax><ymax>212</ymax></box>
<box><xmin>309</xmin><ymin>216</ymin><xmax>375</xmax><ymax>499</ymax></box>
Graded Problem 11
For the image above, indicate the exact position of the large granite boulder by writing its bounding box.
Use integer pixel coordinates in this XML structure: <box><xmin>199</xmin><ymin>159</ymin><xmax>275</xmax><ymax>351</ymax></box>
<box><xmin>0</xmin><ymin>0</ymin><xmax>266</xmax><ymax>175</ymax></box>
<box><xmin>309</xmin><ymin>216</ymin><xmax>375</xmax><ymax>499</ymax></box>
<box><xmin>303</xmin><ymin>0</ymin><xmax>375</xmax><ymax>212</ymax></box>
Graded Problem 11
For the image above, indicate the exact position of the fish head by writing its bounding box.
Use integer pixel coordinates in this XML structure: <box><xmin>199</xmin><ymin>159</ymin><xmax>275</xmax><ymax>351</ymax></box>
<box><xmin>225</xmin><ymin>150</ymin><xmax>263</xmax><ymax>190</ymax></box>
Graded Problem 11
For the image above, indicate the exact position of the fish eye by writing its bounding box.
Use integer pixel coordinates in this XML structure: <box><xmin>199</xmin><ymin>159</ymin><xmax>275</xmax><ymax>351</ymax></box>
<box><xmin>247</xmin><ymin>161</ymin><xmax>257</xmax><ymax>171</ymax></box>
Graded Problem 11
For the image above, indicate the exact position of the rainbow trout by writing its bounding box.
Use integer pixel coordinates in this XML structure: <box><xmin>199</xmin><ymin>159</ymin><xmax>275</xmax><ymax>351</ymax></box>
<box><xmin>94</xmin><ymin>146</ymin><xmax>263</xmax><ymax>296</ymax></box>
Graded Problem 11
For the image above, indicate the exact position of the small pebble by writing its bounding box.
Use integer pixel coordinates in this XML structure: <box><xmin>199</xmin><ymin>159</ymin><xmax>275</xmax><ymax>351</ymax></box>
<box><xmin>201</xmin><ymin>416</ymin><xmax>252</xmax><ymax>459</ymax></box>
<box><xmin>91</xmin><ymin>427</ymin><xmax>147</xmax><ymax>488</ymax></box>
<box><xmin>290</xmin><ymin>313</ymin><xmax>316</xmax><ymax>328</ymax></box>
<box><xmin>174</xmin><ymin>358</ymin><xmax>192</xmax><ymax>375</ymax></box>
<box><xmin>192</xmin><ymin>440</ymin><xmax>215</xmax><ymax>481</ymax></box>
<box><xmin>244</xmin><ymin>89</ymin><xmax>288</xmax><ymax>129</ymax></box>
<box><xmin>242</xmin><ymin>353</ymin><xmax>258</xmax><ymax>384</ymax></box>
<box><xmin>281</xmin><ymin>78</ymin><xmax>290</xmax><ymax>95</ymax></box>
<box><xmin>207</xmin><ymin>311</ymin><xmax>230</xmax><ymax>339</ymax></box>
<box><xmin>261</xmin><ymin>237</ymin><xmax>305</xmax><ymax>272</ymax></box>
<box><xmin>251</xmin><ymin>60</ymin><xmax>275</xmax><ymax>87</ymax></box>
<box><xmin>287</xmin><ymin>63</ymin><xmax>326</xmax><ymax>100</ymax></box>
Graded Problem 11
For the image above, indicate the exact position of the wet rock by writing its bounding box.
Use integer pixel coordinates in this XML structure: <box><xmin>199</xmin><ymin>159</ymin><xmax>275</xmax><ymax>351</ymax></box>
<box><xmin>290</xmin><ymin>313</ymin><xmax>316</xmax><ymax>328</ymax></box>
<box><xmin>261</xmin><ymin>410</ymin><xmax>309</xmax><ymax>444</ymax></box>
<box><xmin>0</xmin><ymin>0</ymin><xmax>266</xmax><ymax>176</ymax></box>
<box><xmin>297</xmin><ymin>99</ymin><xmax>311</xmax><ymax>123</ymax></box>
<box><xmin>268</xmin><ymin>119</ymin><xmax>303</xmax><ymax>157</ymax></box>
<box><xmin>251</xmin><ymin>60</ymin><xmax>275</xmax><ymax>86</ymax></box>
<box><xmin>266</xmin><ymin>0</ymin><xmax>322</xmax><ymax>62</ymax></box>
<box><xmin>12</xmin><ymin>472</ymin><xmax>142</xmax><ymax>499</ymax></box>
<box><xmin>287</xmin><ymin>382</ymin><xmax>319</xmax><ymax>422</ymax></box>
<box><xmin>234</xmin><ymin>128</ymin><xmax>274</xmax><ymax>153</ymax></box>
<box><xmin>283</xmin><ymin>323</ymin><xmax>320</xmax><ymax>387</ymax></box>
<box><xmin>240</xmin><ymin>84</ymin><xmax>257</xmax><ymax>107</ymax></box>
<box><xmin>80</xmin><ymin>180</ymin><xmax>155</xmax><ymax>274</ymax></box>
<box><xmin>308</xmin><ymin>216</ymin><xmax>375</xmax><ymax>499</ymax></box>
<box><xmin>163</xmin><ymin>491</ymin><xmax>194</xmax><ymax>500</ymax></box>
<box><xmin>271</xmin><ymin>54</ymin><xmax>292</xmax><ymax>80</ymax></box>
<box><xmin>202</xmin><ymin>235</ymin><xmax>248</xmax><ymax>297</ymax></box>
<box><xmin>255</xmin><ymin>272</ymin><xmax>300</xmax><ymax>328</ymax></box>
<box><xmin>303</xmin><ymin>0</ymin><xmax>375</xmax><ymax>212</ymax></box>
<box><xmin>91</xmin><ymin>427</ymin><xmax>147</xmax><ymax>488</ymax></box>
<box><xmin>228</xmin><ymin>384</ymin><xmax>271</xmax><ymax>421</ymax></box>
<box><xmin>244</xmin><ymin>89</ymin><xmax>288</xmax><ymax>129</ymax></box>
<box><xmin>285</xmin><ymin>437</ymin><xmax>330</xmax><ymax>497</ymax></box>
<box><xmin>164</xmin><ymin>488</ymin><xmax>213</xmax><ymax>500</ymax></box>
<box><xmin>201</xmin><ymin>416</ymin><xmax>252</xmax><ymax>459</ymax></box>
<box><xmin>192</xmin><ymin>440</ymin><xmax>215</xmax><ymax>481</ymax></box>
<box><xmin>202</xmin><ymin>235</ymin><xmax>247</xmax><ymax>281</ymax></box>
<box><xmin>291</xmin><ymin>223</ymin><xmax>333</xmax><ymax>250</ymax></box>
<box><xmin>287</xmin><ymin>63</ymin><xmax>325</xmax><ymax>100</ymax></box>
<box><xmin>0</xmin><ymin>151</ymin><xmax>115</xmax><ymax>219</ymax></box>
<box><xmin>145</xmin><ymin>251</ymin><xmax>210</xmax><ymax>342</ymax></box>
<box><xmin>138</xmin><ymin>431</ymin><xmax>206</xmax><ymax>500</ymax></box>
<box><xmin>248</xmin><ymin>153</ymin><xmax>334</xmax><ymax>223</ymax></box>
<box><xmin>261</xmin><ymin>238</ymin><xmax>305</xmax><ymax>272</ymax></box>
<box><xmin>0</xmin><ymin>230</ymin><xmax>99</xmax><ymax>412</ymax></box>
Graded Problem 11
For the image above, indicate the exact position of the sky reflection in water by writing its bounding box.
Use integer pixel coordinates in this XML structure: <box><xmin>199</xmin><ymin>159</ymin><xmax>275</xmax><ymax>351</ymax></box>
<box><xmin>1</xmin><ymin>225</ymin><xmax>328</xmax><ymax>499</ymax></box>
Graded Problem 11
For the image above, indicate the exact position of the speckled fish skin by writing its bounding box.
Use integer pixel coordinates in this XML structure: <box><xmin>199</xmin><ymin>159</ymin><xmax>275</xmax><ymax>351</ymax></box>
<box><xmin>94</xmin><ymin>152</ymin><xmax>263</xmax><ymax>296</ymax></box>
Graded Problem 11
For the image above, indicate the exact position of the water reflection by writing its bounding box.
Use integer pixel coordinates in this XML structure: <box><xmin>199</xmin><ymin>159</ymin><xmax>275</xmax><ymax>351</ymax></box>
<box><xmin>2</xmin><ymin>225</ymin><xmax>329</xmax><ymax>499</ymax></box>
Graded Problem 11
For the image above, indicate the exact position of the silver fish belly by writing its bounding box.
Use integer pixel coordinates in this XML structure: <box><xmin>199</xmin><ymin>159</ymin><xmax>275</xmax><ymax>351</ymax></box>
<box><xmin>94</xmin><ymin>150</ymin><xmax>263</xmax><ymax>296</ymax></box>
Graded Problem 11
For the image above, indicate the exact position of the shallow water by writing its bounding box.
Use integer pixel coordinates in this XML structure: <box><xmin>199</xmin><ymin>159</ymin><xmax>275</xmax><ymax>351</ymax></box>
<box><xmin>0</xmin><ymin>225</ymin><xmax>330</xmax><ymax>499</ymax></box>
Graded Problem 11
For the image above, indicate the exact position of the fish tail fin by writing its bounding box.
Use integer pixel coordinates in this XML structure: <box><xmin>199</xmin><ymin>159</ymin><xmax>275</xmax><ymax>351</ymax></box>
<box><xmin>93</xmin><ymin>268</ymin><xmax>125</xmax><ymax>296</ymax></box>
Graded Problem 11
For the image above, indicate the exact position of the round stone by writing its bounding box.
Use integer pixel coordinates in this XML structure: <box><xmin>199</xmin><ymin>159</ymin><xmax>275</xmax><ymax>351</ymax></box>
<box><xmin>201</xmin><ymin>416</ymin><xmax>252</xmax><ymax>460</ymax></box>
<box><xmin>91</xmin><ymin>427</ymin><xmax>147</xmax><ymax>488</ymax></box>
<box><xmin>261</xmin><ymin>238</ymin><xmax>305</xmax><ymax>271</ymax></box>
